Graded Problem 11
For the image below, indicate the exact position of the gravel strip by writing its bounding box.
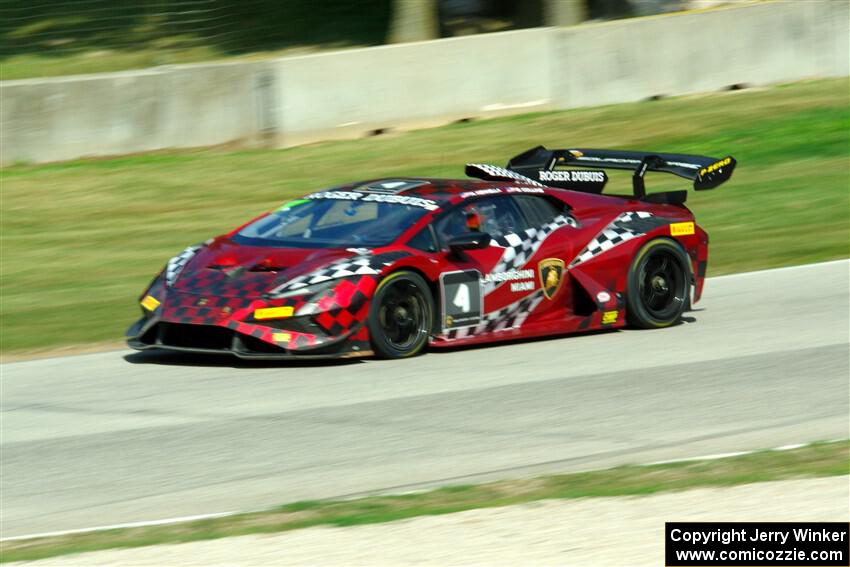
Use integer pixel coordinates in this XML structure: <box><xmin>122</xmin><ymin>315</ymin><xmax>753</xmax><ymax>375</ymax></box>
<box><xmin>14</xmin><ymin>476</ymin><xmax>849</xmax><ymax>566</ymax></box>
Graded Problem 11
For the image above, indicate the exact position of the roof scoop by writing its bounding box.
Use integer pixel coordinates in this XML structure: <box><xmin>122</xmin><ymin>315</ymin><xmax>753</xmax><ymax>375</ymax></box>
<box><xmin>206</xmin><ymin>256</ymin><xmax>286</xmax><ymax>273</ymax></box>
<box><xmin>251</xmin><ymin>256</ymin><xmax>288</xmax><ymax>272</ymax></box>
<box><xmin>207</xmin><ymin>256</ymin><xmax>238</xmax><ymax>270</ymax></box>
<box><xmin>249</xmin><ymin>263</ymin><xmax>287</xmax><ymax>272</ymax></box>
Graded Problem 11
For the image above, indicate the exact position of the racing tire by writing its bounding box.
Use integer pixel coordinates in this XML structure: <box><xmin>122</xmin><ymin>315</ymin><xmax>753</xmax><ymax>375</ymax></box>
<box><xmin>368</xmin><ymin>271</ymin><xmax>434</xmax><ymax>359</ymax></box>
<box><xmin>626</xmin><ymin>238</ymin><xmax>691</xmax><ymax>329</ymax></box>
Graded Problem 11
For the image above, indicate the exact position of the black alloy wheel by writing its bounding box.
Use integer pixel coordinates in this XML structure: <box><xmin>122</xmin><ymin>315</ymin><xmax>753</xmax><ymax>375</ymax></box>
<box><xmin>367</xmin><ymin>271</ymin><xmax>434</xmax><ymax>358</ymax></box>
<box><xmin>626</xmin><ymin>238</ymin><xmax>691</xmax><ymax>328</ymax></box>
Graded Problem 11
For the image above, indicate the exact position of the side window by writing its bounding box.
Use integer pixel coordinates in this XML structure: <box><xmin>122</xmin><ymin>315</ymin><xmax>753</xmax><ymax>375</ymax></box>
<box><xmin>407</xmin><ymin>227</ymin><xmax>438</xmax><ymax>252</ymax></box>
<box><xmin>434</xmin><ymin>196</ymin><xmax>531</xmax><ymax>247</ymax></box>
<box><xmin>476</xmin><ymin>197</ymin><xmax>528</xmax><ymax>237</ymax></box>
<box><xmin>513</xmin><ymin>195</ymin><xmax>565</xmax><ymax>228</ymax></box>
<box><xmin>434</xmin><ymin>208</ymin><xmax>469</xmax><ymax>247</ymax></box>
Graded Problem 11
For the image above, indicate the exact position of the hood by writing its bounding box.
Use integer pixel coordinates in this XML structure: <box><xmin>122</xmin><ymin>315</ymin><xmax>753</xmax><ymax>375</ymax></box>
<box><xmin>171</xmin><ymin>238</ymin><xmax>360</xmax><ymax>297</ymax></box>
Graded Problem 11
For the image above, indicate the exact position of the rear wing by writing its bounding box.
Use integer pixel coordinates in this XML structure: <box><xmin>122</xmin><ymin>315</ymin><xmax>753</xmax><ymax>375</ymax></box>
<box><xmin>506</xmin><ymin>146</ymin><xmax>736</xmax><ymax>200</ymax></box>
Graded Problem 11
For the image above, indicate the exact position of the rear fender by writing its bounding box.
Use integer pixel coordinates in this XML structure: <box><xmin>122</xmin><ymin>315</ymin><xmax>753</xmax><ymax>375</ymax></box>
<box><xmin>693</xmin><ymin>225</ymin><xmax>709</xmax><ymax>303</ymax></box>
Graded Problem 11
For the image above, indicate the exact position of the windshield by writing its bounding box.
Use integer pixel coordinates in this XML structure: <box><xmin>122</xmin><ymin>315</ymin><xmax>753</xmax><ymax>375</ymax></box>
<box><xmin>232</xmin><ymin>195</ymin><xmax>434</xmax><ymax>248</ymax></box>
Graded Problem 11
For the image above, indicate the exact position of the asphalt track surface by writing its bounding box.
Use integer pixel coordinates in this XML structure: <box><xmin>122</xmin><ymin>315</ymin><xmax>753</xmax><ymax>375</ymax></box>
<box><xmin>2</xmin><ymin>261</ymin><xmax>848</xmax><ymax>538</ymax></box>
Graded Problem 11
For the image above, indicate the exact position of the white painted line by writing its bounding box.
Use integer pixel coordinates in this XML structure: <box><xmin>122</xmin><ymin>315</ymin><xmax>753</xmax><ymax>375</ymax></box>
<box><xmin>0</xmin><ymin>511</ymin><xmax>237</xmax><ymax>542</ymax></box>
<box><xmin>774</xmin><ymin>442</ymin><xmax>807</xmax><ymax>451</ymax></box>
<box><xmin>480</xmin><ymin>99</ymin><xmax>548</xmax><ymax>112</ymax></box>
<box><xmin>644</xmin><ymin>438</ymin><xmax>847</xmax><ymax>467</ymax></box>
<box><xmin>709</xmin><ymin>258</ymin><xmax>848</xmax><ymax>281</ymax></box>
<box><xmin>4</xmin><ymin>438</ymin><xmax>846</xmax><ymax>542</ymax></box>
<box><xmin>648</xmin><ymin>450</ymin><xmax>750</xmax><ymax>465</ymax></box>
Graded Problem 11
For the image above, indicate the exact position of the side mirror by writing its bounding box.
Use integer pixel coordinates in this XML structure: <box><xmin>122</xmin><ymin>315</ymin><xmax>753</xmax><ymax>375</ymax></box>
<box><xmin>448</xmin><ymin>232</ymin><xmax>491</xmax><ymax>253</ymax></box>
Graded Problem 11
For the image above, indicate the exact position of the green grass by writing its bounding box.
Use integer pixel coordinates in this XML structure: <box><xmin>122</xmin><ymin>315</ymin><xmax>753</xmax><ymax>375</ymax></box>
<box><xmin>1</xmin><ymin>78</ymin><xmax>848</xmax><ymax>354</ymax></box>
<box><xmin>1</xmin><ymin>440</ymin><xmax>847</xmax><ymax>563</ymax></box>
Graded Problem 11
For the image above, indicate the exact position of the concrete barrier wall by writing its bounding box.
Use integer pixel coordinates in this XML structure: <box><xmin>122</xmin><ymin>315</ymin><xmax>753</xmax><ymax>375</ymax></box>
<box><xmin>274</xmin><ymin>28</ymin><xmax>552</xmax><ymax>146</ymax></box>
<box><xmin>1</xmin><ymin>62</ymin><xmax>270</xmax><ymax>163</ymax></box>
<box><xmin>552</xmin><ymin>1</ymin><xmax>850</xmax><ymax>108</ymax></box>
<box><xmin>1</xmin><ymin>1</ymin><xmax>847</xmax><ymax>164</ymax></box>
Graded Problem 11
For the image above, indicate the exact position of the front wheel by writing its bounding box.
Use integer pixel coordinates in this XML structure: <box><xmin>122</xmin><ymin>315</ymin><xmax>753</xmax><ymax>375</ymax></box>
<box><xmin>626</xmin><ymin>239</ymin><xmax>691</xmax><ymax>329</ymax></box>
<box><xmin>367</xmin><ymin>271</ymin><xmax>434</xmax><ymax>359</ymax></box>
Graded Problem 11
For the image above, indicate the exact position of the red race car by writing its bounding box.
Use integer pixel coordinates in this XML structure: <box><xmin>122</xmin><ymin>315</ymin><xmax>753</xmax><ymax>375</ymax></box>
<box><xmin>127</xmin><ymin>146</ymin><xmax>735</xmax><ymax>359</ymax></box>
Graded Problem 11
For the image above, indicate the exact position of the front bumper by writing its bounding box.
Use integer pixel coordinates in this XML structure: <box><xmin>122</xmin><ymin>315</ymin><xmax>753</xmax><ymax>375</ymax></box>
<box><xmin>128</xmin><ymin>274</ymin><xmax>378</xmax><ymax>359</ymax></box>
<box><xmin>126</xmin><ymin>317</ymin><xmax>372</xmax><ymax>359</ymax></box>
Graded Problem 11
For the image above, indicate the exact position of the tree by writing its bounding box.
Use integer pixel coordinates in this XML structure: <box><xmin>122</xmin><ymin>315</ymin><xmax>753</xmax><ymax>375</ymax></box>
<box><xmin>388</xmin><ymin>0</ymin><xmax>439</xmax><ymax>43</ymax></box>
<box><xmin>544</xmin><ymin>0</ymin><xmax>588</xmax><ymax>26</ymax></box>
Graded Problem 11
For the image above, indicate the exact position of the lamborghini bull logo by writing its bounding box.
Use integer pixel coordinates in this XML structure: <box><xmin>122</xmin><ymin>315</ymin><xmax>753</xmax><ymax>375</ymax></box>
<box><xmin>538</xmin><ymin>258</ymin><xmax>565</xmax><ymax>300</ymax></box>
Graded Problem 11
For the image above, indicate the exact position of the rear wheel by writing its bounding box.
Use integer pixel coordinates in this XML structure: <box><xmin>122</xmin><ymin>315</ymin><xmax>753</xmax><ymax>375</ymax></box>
<box><xmin>626</xmin><ymin>239</ymin><xmax>690</xmax><ymax>329</ymax></box>
<box><xmin>367</xmin><ymin>271</ymin><xmax>434</xmax><ymax>359</ymax></box>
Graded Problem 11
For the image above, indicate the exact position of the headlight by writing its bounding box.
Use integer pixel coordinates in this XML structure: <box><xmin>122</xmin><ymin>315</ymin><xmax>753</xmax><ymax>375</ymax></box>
<box><xmin>265</xmin><ymin>278</ymin><xmax>336</xmax><ymax>300</ymax></box>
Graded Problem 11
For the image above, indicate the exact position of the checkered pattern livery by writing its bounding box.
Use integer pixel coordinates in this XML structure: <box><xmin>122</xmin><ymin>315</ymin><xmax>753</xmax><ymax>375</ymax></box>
<box><xmin>176</xmin><ymin>268</ymin><xmax>282</xmax><ymax>299</ymax></box>
<box><xmin>485</xmin><ymin>214</ymin><xmax>579</xmax><ymax>293</ymax></box>
<box><xmin>147</xmin><ymin>246</ymin><xmax>410</xmax><ymax>355</ymax></box>
<box><xmin>569</xmin><ymin>211</ymin><xmax>654</xmax><ymax>268</ymax></box>
<box><xmin>311</xmin><ymin>276</ymin><xmax>378</xmax><ymax>336</ymax></box>
<box><xmin>159</xmin><ymin>274</ymin><xmax>378</xmax><ymax>351</ymax></box>
<box><xmin>466</xmin><ymin>164</ymin><xmax>544</xmax><ymax>186</ymax></box>
<box><xmin>268</xmin><ymin>251</ymin><xmax>410</xmax><ymax>297</ymax></box>
<box><xmin>158</xmin><ymin>290</ymin><xmax>332</xmax><ymax>351</ymax></box>
<box><xmin>224</xmin><ymin>320</ymin><xmax>321</xmax><ymax>350</ymax></box>
<box><xmin>447</xmin><ymin>290</ymin><xmax>545</xmax><ymax>340</ymax></box>
<box><xmin>619</xmin><ymin>211</ymin><xmax>655</xmax><ymax>222</ymax></box>
<box><xmin>160</xmin><ymin>291</ymin><xmax>259</xmax><ymax>326</ymax></box>
<box><xmin>165</xmin><ymin>245</ymin><xmax>201</xmax><ymax>286</ymax></box>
